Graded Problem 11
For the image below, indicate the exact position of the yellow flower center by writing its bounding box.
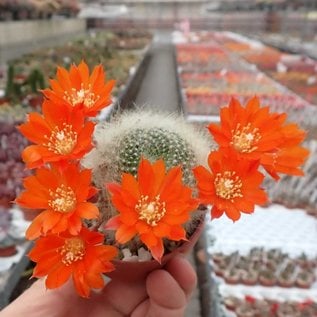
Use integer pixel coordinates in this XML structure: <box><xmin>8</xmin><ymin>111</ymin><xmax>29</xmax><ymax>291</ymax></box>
<box><xmin>64</xmin><ymin>84</ymin><xmax>100</xmax><ymax>108</ymax></box>
<box><xmin>231</xmin><ymin>123</ymin><xmax>261</xmax><ymax>153</ymax></box>
<box><xmin>44</xmin><ymin>123</ymin><xmax>77</xmax><ymax>155</ymax></box>
<box><xmin>48</xmin><ymin>184</ymin><xmax>77</xmax><ymax>213</ymax></box>
<box><xmin>214</xmin><ymin>171</ymin><xmax>243</xmax><ymax>201</ymax></box>
<box><xmin>60</xmin><ymin>238</ymin><xmax>85</xmax><ymax>266</ymax></box>
<box><xmin>136</xmin><ymin>195</ymin><xmax>166</xmax><ymax>226</ymax></box>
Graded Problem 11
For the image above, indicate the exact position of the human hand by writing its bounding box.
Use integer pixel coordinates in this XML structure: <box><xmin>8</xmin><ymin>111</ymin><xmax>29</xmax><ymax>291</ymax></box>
<box><xmin>1</xmin><ymin>256</ymin><xmax>196</xmax><ymax>317</ymax></box>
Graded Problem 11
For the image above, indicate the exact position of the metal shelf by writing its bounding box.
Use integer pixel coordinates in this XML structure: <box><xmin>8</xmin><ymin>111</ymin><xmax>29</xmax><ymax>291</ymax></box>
<box><xmin>0</xmin><ymin>241</ymin><xmax>32</xmax><ymax>309</ymax></box>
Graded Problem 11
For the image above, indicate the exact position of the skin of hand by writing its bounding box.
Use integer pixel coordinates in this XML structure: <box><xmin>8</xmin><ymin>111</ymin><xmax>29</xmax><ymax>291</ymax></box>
<box><xmin>0</xmin><ymin>256</ymin><xmax>197</xmax><ymax>317</ymax></box>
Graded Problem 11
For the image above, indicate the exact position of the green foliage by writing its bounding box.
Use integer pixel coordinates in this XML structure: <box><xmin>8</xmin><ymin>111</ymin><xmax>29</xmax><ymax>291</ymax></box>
<box><xmin>5</xmin><ymin>65</ymin><xmax>22</xmax><ymax>101</ymax></box>
<box><xmin>5</xmin><ymin>65</ymin><xmax>45</xmax><ymax>102</ymax></box>
<box><xmin>27</xmin><ymin>69</ymin><xmax>45</xmax><ymax>93</ymax></box>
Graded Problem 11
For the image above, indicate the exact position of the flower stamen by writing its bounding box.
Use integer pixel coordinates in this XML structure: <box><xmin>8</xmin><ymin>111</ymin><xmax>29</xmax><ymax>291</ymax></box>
<box><xmin>231</xmin><ymin>123</ymin><xmax>261</xmax><ymax>153</ymax></box>
<box><xmin>48</xmin><ymin>184</ymin><xmax>76</xmax><ymax>213</ymax></box>
<box><xmin>44</xmin><ymin>123</ymin><xmax>77</xmax><ymax>155</ymax></box>
<box><xmin>64</xmin><ymin>83</ymin><xmax>100</xmax><ymax>108</ymax></box>
<box><xmin>136</xmin><ymin>195</ymin><xmax>166</xmax><ymax>226</ymax></box>
<box><xmin>214</xmin><ymin>171</ymin><xmax>243</xmax><ymax>202</ymax></box>
<box><xmin>59</xmin><ymin>238</ymin><xmax>85</xmax><ymax>266</ymax></box>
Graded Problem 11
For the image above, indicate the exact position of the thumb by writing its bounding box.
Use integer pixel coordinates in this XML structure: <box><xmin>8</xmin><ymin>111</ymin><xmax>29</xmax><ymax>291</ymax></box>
<box><xmin>145</xmin><ymin>269</ymin><xmax>187</xmax><ymax>317</ymax></box>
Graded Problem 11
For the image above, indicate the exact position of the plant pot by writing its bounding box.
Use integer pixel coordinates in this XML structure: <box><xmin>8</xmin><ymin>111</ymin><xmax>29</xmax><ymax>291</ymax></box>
<box><xmin>211</xmin><ymin>252</ymin><xmax>226</xmax><ymax>264</ymax></box>
<box><xmin>213</xmin><ymin>263</ymin><xmax>226</xmax><ymax>277</ymax></box>
<box><xmin>296</xmin><ymin>274</ymin><xmax>314</xmax><ymax>289</ymax></box>
<box><xmin>224</xmin><ymin>270</ymin><xmax>241</xmax><ymax>285</ymax></box>
<box><xmin>277</xmin><ymin>276</ymin><xmax>295</xmax><ymax>288</ymax></box>
<box><xmin>0</xmin><ymin>245</ymin><xmax>17</xmax><ymax>257</ymax></box>
<box><xmin>259</xmin><ymin>275</ymin><xmax>277</xmax><ymax>287</ymax></box>
<box><xmin>21</xmin><ymin>208</ymin><xmax>41</xmax><ymax>221</ymax></box>
<box><xmin>0</xmin><ymin>197</ymin><xmax>11</xmax><ymax>208</ymax></box>
<box><xmin>242</xmin><ymin>270</ymin><xmax>258</xmax><ymax>286</ymax></box>
<box><xmin>106</xmin><ymin>215</ymin><xmax>205</xmax><ymax>283</ymax></box>
<box><xmin>223</xmin><ymin>296</ymin><xmax>240</xmax><ymax>311</ymax></box>
<box><xmin>236</xmin><ymin>304</ymin><xmax>254</xmax><ymax>317</ymax></box>
<box><xmin>276</xmin><ymin>303</ymin><xmax>299</xmax><ymax>317</ymax></box>
<box><xmin>0</xmin><ymin>237</ymin><xmax>17</xmax><ymax>257</ymax></box>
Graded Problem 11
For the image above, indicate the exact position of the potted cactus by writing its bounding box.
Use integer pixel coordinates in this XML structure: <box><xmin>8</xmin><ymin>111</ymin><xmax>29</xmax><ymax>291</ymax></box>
<box><xmin>236</xmin><ymin>302</ymin><xmax>254</xmax><ymax>317</ymax></box>
<box><xmin>296</xmin><ymin>270</ymin><xmax>315</xmax><ymax>288</ymax></box>
<box><xmin>223</xmin><ymin>296</ymin><xmax>241</xmax><ymax>311</ymax></box>
<box><xmin>241</xmin><ymin>269</ymin><xmax>259</xmax><ymax>286</ymax></box>
<box><xmin>15</xmin><ymin>61</ymin><xmax>308</xmax><ymax>298</ymax></box>
<box><xmin>259</xmin><ymin>268</ymin><xmax>277</xmax><ymax>287</ymax></box>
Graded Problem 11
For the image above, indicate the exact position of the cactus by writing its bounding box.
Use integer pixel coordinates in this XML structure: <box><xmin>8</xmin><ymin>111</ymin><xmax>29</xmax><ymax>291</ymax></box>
<box><xmin>83</xmin><ymin>110</ymin><xmax>212</xmax><ymax>220</ymax></box>
<box><xmin>5</xmin><ymin>65</ymin><xmax>15</xmax><ymax>99</ymax></box>
<box><xmin>5</xmin><ymin>65</ymin><xmax>22</xmax><ymax>101</ymax></box>
<box><xmin>5</xmin><ymin>66</ymin><xmax>45</xmax><ymax>102</ymax></box>
<box><xmin>117</xmin><ymin>127</ymin><xmax>196</xmax><ymax>185</ymax></box>
<box><xmin>27</xmin><ymin>69</ymin><xmax>45</xmax><ymax>93</ymax></box>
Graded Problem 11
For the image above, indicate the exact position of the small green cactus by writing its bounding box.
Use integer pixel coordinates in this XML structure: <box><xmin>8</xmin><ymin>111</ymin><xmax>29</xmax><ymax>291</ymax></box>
<box><xmin>83</xmin><ymin>110</ymin><xmax>212</xmax><ymax>221</ymax></box>
<box><xmin>27</xmin><ymin>69</ymin><xmax>45</xmax><ymax>93</ymax></box>
<box><xmin>117</xmin><ymin>127</ymin><xmax>196</xmax><ymax>185</ymax></box>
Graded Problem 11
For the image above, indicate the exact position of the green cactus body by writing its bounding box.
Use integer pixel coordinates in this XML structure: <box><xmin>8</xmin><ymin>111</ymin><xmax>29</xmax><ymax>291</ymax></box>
<box><xmin>5</xmin><ymin>65</ymin><xmax>15</xmax><ymax>99</ymax></box>
<box><xmin>83</xmin><ymin>110</ymin><xmax>212</xmax><ymax>221</ymax></box>
<box><xmin>28</xmin><ymin>69</ymin><xmax>45</xmax><ymax>93</ymax></box>
<box><xmin>117</xmin><ymin>127</ymin><xmax>196</xmax><ymax>185</ymax></box>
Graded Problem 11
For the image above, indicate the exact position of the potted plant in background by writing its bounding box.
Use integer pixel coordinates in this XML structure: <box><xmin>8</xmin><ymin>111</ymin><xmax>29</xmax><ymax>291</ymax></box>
<box><xmin>296</xmin><ymin>269</ymin><xmax>315</xmax><ymax>288</ymax></box>
<box><xmin>15</xmin><ymin>61</ymin><xmax>309</xmax><ymax>297</ymax></box>
<box><xmin>0</xmin><ymin>207</ymin><xmax>17</xmax><ymax>257</ymax></box>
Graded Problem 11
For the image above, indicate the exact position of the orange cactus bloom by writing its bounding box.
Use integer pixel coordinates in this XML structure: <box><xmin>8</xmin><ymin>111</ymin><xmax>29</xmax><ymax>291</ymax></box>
<box><xmin>18</xmin><ymin>100</ymin><xmax>95</xmax><ymax>169</ymax></box>
<box><xmin>260</xmin><ymin>122</ymin><xmax>309</xmax><ymax>180</ymax></box>
<box><xmin>261</xmin><ymin>146</ymin><xmax>309</xmax><ymax>180</ymax></box>
<box><xmin>16</xmin><ymin>163</ymin><xmax>99</xmax><ymax>239</ymax></box>
<box><xmin>208</xmin><ymin>97</ymin><xmax>308</xmax><ymax>178</ymax></box>
<box><xmin>208</xmin><ymin>97</ymin><xmax>286</xmax><ymax>160</ymax></box>
<box><xmin>105</xmin><ymin>158</ymin><xmax>198</xmax><ymax>263</ymax></box>
<box><xmin>43</xmin><ymin>61</ymin><xmax>115</xmax><ymax>117</ymax></box>
<box><xmin>193</xmin><ymin>150</ymin><xmax>267</xmax><ymax>221</ymax></box>
<box><xmin>29</xmin><ymin>227</ymin><xmax>118</xmax><ymax>298</ymax></box>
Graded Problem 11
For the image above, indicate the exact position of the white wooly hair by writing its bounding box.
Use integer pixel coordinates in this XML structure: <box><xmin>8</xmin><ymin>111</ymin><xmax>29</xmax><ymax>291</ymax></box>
<box><xmin>83</xmin><ymin>109</ymin><xmax>212</xmax><ymax>179</ymax></box>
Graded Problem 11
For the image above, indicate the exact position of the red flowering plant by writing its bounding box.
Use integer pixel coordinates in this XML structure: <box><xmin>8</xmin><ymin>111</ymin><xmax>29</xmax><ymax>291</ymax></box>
<box><xmin>16</xmin><ymin>62</ymin><xmax>308</xmax><ymax>298</ymax></box>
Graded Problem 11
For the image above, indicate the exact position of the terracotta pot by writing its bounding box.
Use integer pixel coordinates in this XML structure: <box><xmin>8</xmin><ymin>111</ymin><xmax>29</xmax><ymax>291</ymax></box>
<box><xmin>241</xmin><ymin>269</ymin><xmax>258</xmax><ymax>286</ymax></box>
<box><xmin>213</xmin><ymin>264</ymin><xmax>225</xmax><ymax>277</ymax></box>
<box><xmin>277</xmin><ymin>277</ymin><xmax>295</xmax><ymax>288</ymax></box>
<box><xmin>106</xmin><ymin>216</ymin><xmax>205</xmax><ymax>283</ymax></box>
<box><xmin>236</xmin><ymin>305</ymin><xmax>254</xmax><ymax>317</ymax></box>
<box><xmin>224</xmin><ymin>270</ymin><xmax>241</xmax><ymax>285</ymax></box>
<box><xmin>0</xmin><ymin>199</ymin><xmax>10</xmax><ymax>208</ymax></box>
<box><xmin>223</xmin><ymin>296</ymin><xmax>240</xmax><ymax>311</ymax></box>
<box><xmin>296</xmin><ymin>276</ymin><xmax>314</xmax><ymax>289</ymax></box>
<box><xmin>0</xmin><ymin>244</ymin><xmax>17</xmax><ymax>257</ymax></box>
<box><xmin>21</xmin><ymin>208</ymin><xmax>41</xmax><ymax>221</ymax></box>
<box><xmin>259</xmin><ymin>275</ymin><xmax>277</xmax><ymax>287</ymax></box>
<box><xmin>212</xmin><ymin>252</ymin><xmax>226</xmax><ymax>264</ymax></box>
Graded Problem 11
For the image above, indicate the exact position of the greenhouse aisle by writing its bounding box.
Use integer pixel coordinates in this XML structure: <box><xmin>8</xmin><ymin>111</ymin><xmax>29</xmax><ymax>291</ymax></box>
<box><xmin>135</xmin><ymin>31</ymin><xmax>180</xmax><ymax>113</ymax></box>
<box><xmin>134</xmin><ymin>31</ymin><xmax>201</xmax><ymax>317</ymax></box>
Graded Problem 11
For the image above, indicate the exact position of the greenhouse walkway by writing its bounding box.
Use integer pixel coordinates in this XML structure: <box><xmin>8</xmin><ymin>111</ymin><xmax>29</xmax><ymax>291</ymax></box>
<box><xmin>135</xmin><ymin>31</ymin><xmax>181</xmax><ymax>113</ymax></box>
<box><xmin>134</xmin><ymin>30</ymin><xmax>201</xmax><ymax>317</ymax></box>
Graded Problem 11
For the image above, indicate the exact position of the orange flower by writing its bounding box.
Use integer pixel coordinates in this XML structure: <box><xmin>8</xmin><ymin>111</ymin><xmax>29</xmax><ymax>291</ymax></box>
<box><xmin>18</xmin><ymin>99</ymin><xmax>95</xmax><ymax>169</ymax></box>
<box><xmin>29</xmin><ymin>227</ymin><xmax>118</xmax><ymax>298</ymax></box>
<box><xmin>16</xmin><ymin>163</ymin><xmax>99</xmax><ymax>239</ymax></box>
<box><xmin>105</xmin><ymin>158</ymin><xmax>198</xmax><ymax>262</ymax></box>
<box><xmin>193</xmin><ymin>150</ymin><xmax>267</xmax><ymax>221</ymax></box>
<box><xmin>208</xmin><ymin>97</ymin><xmax>286</xmax><ymax>160</ymax></box>
<box><xmin>208</xmin><ymin>97</ymin><xmax>308</xmax><ymax>178</ymax></box>
<box><xmin>261</xmin><ymin>146</ymin><xmax>309</xmax><ymax>180</ymax></box>
<box><xmin>260</xmin><ymin>122</ymin><xmax>309</xmax><ymax>179</ymax></box>
<box><xmin>43</xmin><ymin>61</ymin><xmax>115</xmax><ymax>117</ymax></box>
